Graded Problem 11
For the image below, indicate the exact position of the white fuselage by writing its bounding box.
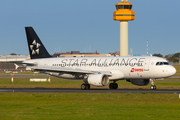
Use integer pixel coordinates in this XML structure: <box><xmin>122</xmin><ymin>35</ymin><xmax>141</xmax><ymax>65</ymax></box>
<box><xmin>23</xmin><ymin>56</ymin><xmax>176</xmax><ymax>80</ymax></box>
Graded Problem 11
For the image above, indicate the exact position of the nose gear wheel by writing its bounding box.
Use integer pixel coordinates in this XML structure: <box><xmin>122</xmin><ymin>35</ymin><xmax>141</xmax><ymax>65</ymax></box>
<box><xmin>81</xmin><ymin>84</ymin><xmax>90</xmax><ymax>90</ymax></box>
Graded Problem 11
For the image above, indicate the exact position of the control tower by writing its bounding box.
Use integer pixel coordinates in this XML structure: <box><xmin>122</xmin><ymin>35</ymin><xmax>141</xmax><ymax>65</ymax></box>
<box><xmin>113</xmin><ymin>0</ymin><xmax>135</xmax><ymax>56</ymax></box>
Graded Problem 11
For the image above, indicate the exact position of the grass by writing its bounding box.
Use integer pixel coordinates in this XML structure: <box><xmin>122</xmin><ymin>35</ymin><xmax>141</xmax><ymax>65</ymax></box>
<box><xmin>1</xmin><ymin>78</ymin><xmax>180</xmax><ymax>89</ymax></box>
<box><xmin>173</xmin><ymin>65</ymin><xmax>180</xmax><ymax>76</ymax></box>
<box><xmin>1</xmin><ymin>71</ymin><xmax>180</xmax><ymax>89</ymax></box>
<box><xmin>0</xmin><ymin>92</ymin><xmax>180</xmax><ymax>120</ymax></box>
<box><xmin>0</xmin><ymin>65</ymin><xmax>180</xmax><ymax>119</ymax></box>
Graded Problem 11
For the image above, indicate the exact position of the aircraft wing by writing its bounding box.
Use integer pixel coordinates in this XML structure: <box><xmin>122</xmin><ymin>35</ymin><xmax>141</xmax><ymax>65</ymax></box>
<box><xmin>30</xmin><ymin>67</ymin><xmax>112</xmax><ymax>76</ymax></box>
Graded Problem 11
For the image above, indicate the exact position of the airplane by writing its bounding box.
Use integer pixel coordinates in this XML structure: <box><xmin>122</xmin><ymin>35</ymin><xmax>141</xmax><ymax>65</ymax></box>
<box><xmin>22</xmin><ymin>27</ymin><xmax>176</xmax><ymax>90</ymax></box>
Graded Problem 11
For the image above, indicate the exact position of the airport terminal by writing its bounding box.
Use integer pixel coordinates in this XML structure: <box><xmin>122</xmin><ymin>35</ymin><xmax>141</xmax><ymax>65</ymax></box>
<box><xmin>0</xmin><ymin>55</ymin><xmax>29</xmax><ymax>71</ymax></box>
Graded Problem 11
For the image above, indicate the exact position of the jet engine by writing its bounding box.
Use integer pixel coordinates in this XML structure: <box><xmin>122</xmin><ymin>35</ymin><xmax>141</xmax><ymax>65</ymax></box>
<box><xmin>86</xmin><ymin>74</ymin><xmax>109</xmax><ymax>87</ymax></box>
<box><xmin>126</xmin><ymin>79</ymin><xmax>150</xmax><ymax>86</ymax></box>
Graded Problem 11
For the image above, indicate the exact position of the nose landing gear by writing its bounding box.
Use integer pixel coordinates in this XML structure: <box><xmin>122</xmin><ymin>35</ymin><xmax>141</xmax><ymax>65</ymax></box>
<box><xmin>150</xmin><ymin>79</ymin><xmax>156</xmax><ymax>90</ymax></box>
<box><xmin>81</xmin><ymin>83</ymin><xmax>90</xmax><ymax>90</ymax></box>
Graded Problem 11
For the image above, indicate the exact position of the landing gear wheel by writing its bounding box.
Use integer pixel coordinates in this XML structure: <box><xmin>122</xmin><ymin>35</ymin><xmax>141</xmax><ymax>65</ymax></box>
<box><xmin>87</xmin><ymin>84</ymin><xmax>90</xmax><ymax>90</ymax></box>
<box><xmin>109</xmin><ymin>83</ymin><xmax>113</xmax><ymax>89</ymax></box>
<box><xmin>109</xmin><ymin>83</ymin><xmax>118</xmax><ymax>89</ymax></box>
<box><xmin>150</xmin><ymin>79</ymin><xmax>156</xmax><ymax>90</ymax></box>
<box><xmin>150</xmin><ymin>85</ymin><xmax>156</xmax><ymax>90</ymax></box>
<box><xmin>81</xmin><ymin>84</ymin><xmax>90</xmax><ymax>90</ymax></box>
<box><xmin>114</xmin><ymin>83</ymin><xmax>118</xmax><ymax>89</ymax></box>
<box><xmin>81</xmin><ymin>84</ymin><xmax>86</xmax><ymax>90</ymax></box>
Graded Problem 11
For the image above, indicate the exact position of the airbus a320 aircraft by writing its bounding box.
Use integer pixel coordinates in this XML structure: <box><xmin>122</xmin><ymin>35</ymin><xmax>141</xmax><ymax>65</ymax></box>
<box><xmin>23</xmin><ymin>27</ymin><xmax>176</xmax><ymax>90</ymax></box>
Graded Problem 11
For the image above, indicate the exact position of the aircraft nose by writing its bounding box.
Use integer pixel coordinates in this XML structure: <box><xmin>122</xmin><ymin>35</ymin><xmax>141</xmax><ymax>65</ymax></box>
<box><xmin>169</xmin><ymin>66</ymin><xmax>176</xmax><ymax>76</ymax></box>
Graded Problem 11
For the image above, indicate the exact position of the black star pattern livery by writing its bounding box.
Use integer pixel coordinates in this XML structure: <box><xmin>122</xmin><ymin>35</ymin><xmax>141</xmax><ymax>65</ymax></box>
<box><xmin>30</xmin><ymin>40</ymin><xmax>41</xmax><ymax>55</ymax></box>
<box><xmin>25</xmin><ymin>27</ymin><xmax>52</xmax><ymax>59</ymax></box>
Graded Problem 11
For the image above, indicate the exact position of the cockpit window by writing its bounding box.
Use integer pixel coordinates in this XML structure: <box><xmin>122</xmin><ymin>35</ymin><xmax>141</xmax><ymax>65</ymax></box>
<box><xmin>163</xmin><ymin>62</ymin><xmax>170</xmax><ymax>65</ymax></box>
<box><xmin>156</xmin><ymin>62</ymin><xmax>170</xmax><ymax>66</ymax></box>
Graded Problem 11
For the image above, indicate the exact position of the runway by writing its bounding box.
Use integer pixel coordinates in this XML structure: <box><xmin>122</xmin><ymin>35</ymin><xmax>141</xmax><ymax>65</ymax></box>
<box><xmin>0</xmin><ymin>88</ymin><xmax>180</xmax><ymax>94</ymax></box>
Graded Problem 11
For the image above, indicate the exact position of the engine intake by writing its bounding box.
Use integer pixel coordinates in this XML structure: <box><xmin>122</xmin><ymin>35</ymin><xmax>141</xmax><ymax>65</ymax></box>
<box><xmin>87</xmin><ymin>74</ymin><xmax>109</xmax><ymax>87</ymax></box>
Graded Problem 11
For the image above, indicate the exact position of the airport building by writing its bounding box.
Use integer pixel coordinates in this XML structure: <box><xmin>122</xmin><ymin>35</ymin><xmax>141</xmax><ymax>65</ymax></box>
<box><xmin>109</xmin><ymin>51</ymin><xmax>120</xmax><ymax>56</ymax></box>
<box><xmin>53</xmin><ymin>51</ymin><xmax>111</xmax><ymax>57</ymax></box>
<box><xmin>0</xmin><ymin>55</ymin><xmax>29</xmax><ymax>71</ymax></box>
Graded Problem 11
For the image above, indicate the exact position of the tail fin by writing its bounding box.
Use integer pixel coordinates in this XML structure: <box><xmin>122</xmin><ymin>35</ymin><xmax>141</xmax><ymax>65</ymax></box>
<box><xmin>25</xmin><ymin>27</ymin><xmax>52</xmax><ymax>59</ymax></box>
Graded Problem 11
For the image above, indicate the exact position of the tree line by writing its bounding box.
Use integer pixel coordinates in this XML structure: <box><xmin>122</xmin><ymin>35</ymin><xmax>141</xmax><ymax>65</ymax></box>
<box><xmin>153</xmin><ymin>53</ymin><xmax>180</xmax><ymax>63</ymax></box>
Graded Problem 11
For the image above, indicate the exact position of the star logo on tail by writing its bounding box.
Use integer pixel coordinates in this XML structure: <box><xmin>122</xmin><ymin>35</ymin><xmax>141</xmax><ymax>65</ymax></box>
<box><xmin>30</xmin><ymin>40</ymin><xmax>41</xmax><ymax>55</ymax></box>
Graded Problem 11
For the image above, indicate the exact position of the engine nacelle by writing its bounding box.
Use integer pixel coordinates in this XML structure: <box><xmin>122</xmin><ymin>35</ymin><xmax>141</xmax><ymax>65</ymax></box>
<box><xmin>87</xmin><ymin>74</ymin><xmax>109</xmax><ymax>87</ymax></box>
<box><xmin>126</xmin><ymin>79</ymin><xmax>150</xmax><ymax>86</ymax></box>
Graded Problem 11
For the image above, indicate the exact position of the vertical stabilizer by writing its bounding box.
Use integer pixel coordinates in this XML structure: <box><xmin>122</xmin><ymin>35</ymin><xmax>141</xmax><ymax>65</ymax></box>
<box><xmin>25</xmin><ymin>27</ymin><xmax>52</xmax><ymax>59</ymax></box>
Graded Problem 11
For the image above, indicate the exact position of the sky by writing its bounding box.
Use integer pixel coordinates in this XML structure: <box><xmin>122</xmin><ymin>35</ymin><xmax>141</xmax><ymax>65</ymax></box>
<box><xmin>0</xmin><ymin>0</ymin><xmax>180</xmax><ymax>56</ymax></box>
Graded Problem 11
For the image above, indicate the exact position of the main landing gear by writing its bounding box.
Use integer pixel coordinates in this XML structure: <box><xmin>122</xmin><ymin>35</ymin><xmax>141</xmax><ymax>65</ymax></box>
<box><xmin>109</xmin><ymin>81</ymin><xmax>118</xmax><ymax>89</ymax></box>
<box><xmin>81</xmin><ymin>83</ymin><xmax>90</xmax><ymax>90</ymax></box>
<box><xmin>150</xmin><ymin>79</ymin><xmax>156</xmax><ymax>90</ymax></box>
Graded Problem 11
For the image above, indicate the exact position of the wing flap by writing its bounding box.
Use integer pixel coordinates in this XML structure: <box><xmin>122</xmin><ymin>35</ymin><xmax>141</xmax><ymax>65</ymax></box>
<box><xmin>32</xmin><ymin>67</ymin><xmax>94</xmax><ymax>74</ymax></box>
<box><xmin>30</xmin><ymin>67</ymin><xmax>112</xmax><ymax>75</ymax></box>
